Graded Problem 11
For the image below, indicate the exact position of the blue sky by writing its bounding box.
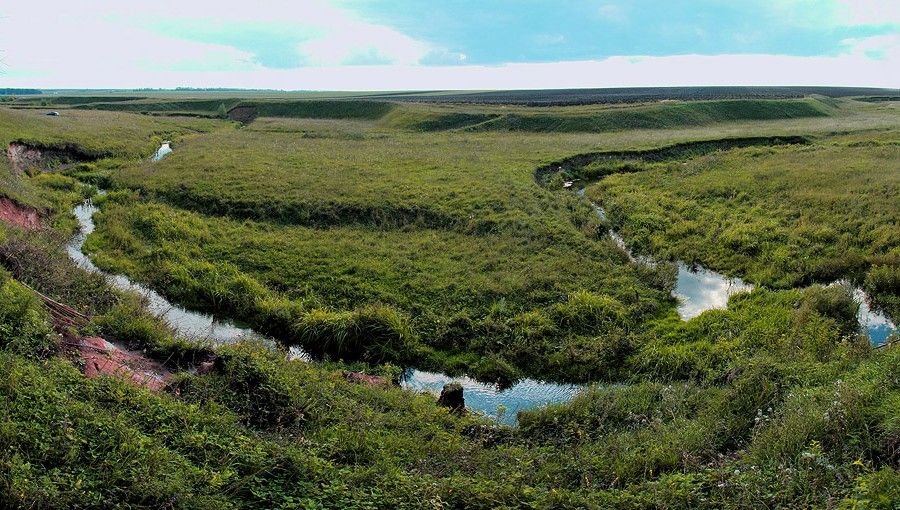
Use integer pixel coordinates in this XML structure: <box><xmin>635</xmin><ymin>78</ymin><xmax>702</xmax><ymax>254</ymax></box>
<box><xmin>0</xmin><ymin>0</ymin><xmax>897</xmax><ymax>89</ymax></box>
<box><xmin>341</xmin><ymin>0</ymin><xmax>895</xmax><ymax>63</ymax></box>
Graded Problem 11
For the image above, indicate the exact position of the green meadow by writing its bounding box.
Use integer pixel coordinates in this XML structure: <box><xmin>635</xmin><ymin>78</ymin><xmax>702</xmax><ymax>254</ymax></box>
<box><xmin>0</xmin><ymin>92</ymin><xmax>899</xmax><ymax>508</ymax></box>
<box><xmin>589</xmin><ymin>130</ymin><xmax>900</xmax><ymax>316</ymax></box>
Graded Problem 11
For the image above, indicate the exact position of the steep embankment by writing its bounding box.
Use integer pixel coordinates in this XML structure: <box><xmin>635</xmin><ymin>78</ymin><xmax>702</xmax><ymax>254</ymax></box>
<box><xmin>397</xmin><ymin>98</ymin><xmax>833</xmax><ymax>133</ymax></box>
<box><xmin>0</xmin><ymin>196</ymin><xmax>41</xmax><ymax>230</ymax></box>
<box><xmin>533</xmin><ymin>136</ymin><xmax>811</xmax><ymax>184</ymax></box>
<box><xmin>78</xmin><ymin>98</ymin><xmax>397</xmax><ymax>124</ymax></box>
<box><xmin>6</xmin><ymin>141</ymin><xmax>106</xmax><ymax>175</ymax></box>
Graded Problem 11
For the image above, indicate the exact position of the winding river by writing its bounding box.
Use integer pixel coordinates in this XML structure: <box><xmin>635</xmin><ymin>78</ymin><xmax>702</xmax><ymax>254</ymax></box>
<box><xmin>65</xmin><ymin>144</ymin><xmax>896</xmax><ymax>425</ymax></box>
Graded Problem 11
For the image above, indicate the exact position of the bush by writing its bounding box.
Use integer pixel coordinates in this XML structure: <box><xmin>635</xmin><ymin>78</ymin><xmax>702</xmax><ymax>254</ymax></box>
<box><xmin>843</xmin><ymin>468</ymin><xmax>900</xmax><ymax>509</ymax></box>
<box><xmin>0</xmin><ymin>272</ymin><xmax>55</xmax><ymax>356</ymax></box>
<box><xmin>191</xmin><ymin>343</ymin><xmax>305</xmax><ymax>429</ymax></box>
<box><xmin>799</xmin><ymin>284</ymin><xmax>860</xmax><ymax>337</ymax></box>
<box><xmin>865</xmin><ymin>264</ymin><xmax>900</xmax><ymax>295</ymax></box>
<box><xmin>293</xmin><ymin>304</ymin><xmax>416</xmax><ymax>363</ymax></box>
<box><xmin>552</xmin><ymin>291</ymin><xmax>628</xmax><ymax>334</ymax></box>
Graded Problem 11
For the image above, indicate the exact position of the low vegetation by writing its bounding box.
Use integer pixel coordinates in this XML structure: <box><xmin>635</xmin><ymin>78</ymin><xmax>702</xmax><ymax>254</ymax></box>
<box><xmin>0</xmin><ymin>92</ymin><xmax>898</xmax><ymax>508</ymax></box>
<box><xmin>588</xmin><ymin>131</ymin><xmax>900</xmax><ymax>319</ymax></box>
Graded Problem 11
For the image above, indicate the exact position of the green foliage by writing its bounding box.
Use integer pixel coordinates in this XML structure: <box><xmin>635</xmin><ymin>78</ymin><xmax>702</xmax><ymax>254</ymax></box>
<box><xmin>0</xmin><ymin>107</ymin><xmax>226</xmax><ymax>158</ymax></box>
<box><xmin>84</xmin><ymin>182</ymin><xmax>669</xmax><ymax>381</ymax></box>
<box><xmin>90</xmin><ymin>294</ymin><xmax>211</xmax><ymax>367</ymax></box>
<box><xmin>591</xmin><ymin>138</ymin><xmax>900</xmax><ymax>305</ymax></box>
<box><xmin>293</xmin><ymin>304</ymin><xmax>417</xmax><ymax>363</ymax></box>
<box><xmin>463</xmin><ymin>98</ymin><xmax>831</xmax><ymax>133</ymax></box>
<box><xmin>865</xmin><ymin>264</ymin><xmax>900</xmax><ymax>319</ymax></box>
<box><xmin>799</xmin><ymin>284</ymin><xmax>861</xmax><ymax>337</ymax></box>
<box><xmin>181</xmin><ymin>343</ymin><xmax>305</xmax><ymax>429</ymax></box>
<box><xmin>0</xmin><ymin>270</ymin><xmax>54</xmax><ymax>356</ymax></box>
<box><xmin>83</xmin><ymin>98</ymin><xmax>395</xmax><ymax>121</ymax></box>
<box><xmin>1</xmin><ymin>93</ymin><xmax>899</xmax><ymax>508</ymax></box>
<box><xmin>551</xmin><ymin>290</ymin><xmax>628</xmax><ymax>334</ymax></box>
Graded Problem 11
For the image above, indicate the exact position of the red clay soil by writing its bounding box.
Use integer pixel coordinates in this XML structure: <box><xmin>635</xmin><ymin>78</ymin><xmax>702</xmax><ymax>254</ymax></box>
<box><xmin>0</xmin><ymin>197</ymin><xmax>41</xmax><ymax>230</ymax></box>
<box><xmin>74</xmin><ymin>336</ymin><xmax>172</xmax><ymax>391</ymax></box>
<box><xmin>343</xmin><ymin>370</ymin><xmax>392</xmax><ymax>387</ymax></box>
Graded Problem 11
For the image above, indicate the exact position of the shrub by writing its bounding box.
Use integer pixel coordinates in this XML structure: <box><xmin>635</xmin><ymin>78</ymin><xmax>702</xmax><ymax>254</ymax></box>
<box><xmin>0</xmin><ymin>272</ymin><xmax>54</xmax><ymax>356</ymax></box>
<box><xmin>293</xmin><ymin>304</ymin><xmax>416</xmax><ymax>363</ymax></box>
<box><xmin>865</xmin><ymin>264</ymin><xmax>900</xmax><ymax>295</ymax></box>
<box><xmin>799</xmin><ymin>284</ymin><xmax>860</xmax><ymax>337</ymax></box>
<box><xmin>552</xmin><ymin>291</ymin><xmax>628</xmax><ymax>334</ymax></box>
<box><xmin>194</xmin><ymin>343</ymin><xmax>305</xmax><ymax>429</ymax></box>
<box><xmin>843</xmin><ymin>468</ymin><xmax>900</xmax><ymax>509</ymax></box>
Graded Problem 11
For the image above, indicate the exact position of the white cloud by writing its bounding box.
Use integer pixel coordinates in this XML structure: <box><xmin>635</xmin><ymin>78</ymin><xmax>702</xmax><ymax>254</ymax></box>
<box><xmin>139</xmin><ymin>0</ymin><xmax>436</xmax><ymax>66</ymax></box>
<box><xmin>0</xmin><ymin>1</ymin><xmax>896</xmax><ymax>89</ymax></box>
<box><xmin>300</xmin><ymin>20</ymin><xmax>430</xmax><ymax>65</ymax></box>
<box><xmin>841</xmin><ymin>34</ymin><xmax>900</xmax><ymax>60</ymax></box>
<box><xmin>0</xmin><ymin>0</ymin><xmax>436</xmax><ymax>76</ymax></box>
<box><xmin>835</xmin><ymin>0</ymin><xmax>900</xmax><ymax>25</ymax></box>
<box><xmin>0</xmin><ymin>2</ymin><xmax>260</xmax><ymax>86</ymax></box>
<box><xmin>770</xmin><ymin>0</ymin><xmax>900</xmax><ymax>28</ymax></box>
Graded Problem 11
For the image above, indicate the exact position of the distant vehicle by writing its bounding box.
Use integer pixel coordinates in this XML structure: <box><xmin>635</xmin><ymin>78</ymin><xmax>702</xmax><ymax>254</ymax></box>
<box><xmin>46</xmin><ymin>111</ymin><xmax>60</xmax><ymax>116</ymax></box>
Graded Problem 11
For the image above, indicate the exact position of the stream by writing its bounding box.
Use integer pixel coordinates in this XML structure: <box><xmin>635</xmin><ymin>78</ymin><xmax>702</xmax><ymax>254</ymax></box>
<box><xmin>63</xmin><ymin>145</ymin><xmax>896</xmax><ymax>426</ymax></box>
<box><xmin>576</xmin><ymin>187</ymin><xmax>896</xmax><ymax>339</ymax></box>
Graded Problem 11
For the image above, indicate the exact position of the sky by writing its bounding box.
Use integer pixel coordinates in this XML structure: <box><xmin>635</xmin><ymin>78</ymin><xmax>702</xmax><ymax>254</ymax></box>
<box><xmin>0</xmin><ymin>0</ymin><xmax>897</xmax><ymax>90</ymax></box>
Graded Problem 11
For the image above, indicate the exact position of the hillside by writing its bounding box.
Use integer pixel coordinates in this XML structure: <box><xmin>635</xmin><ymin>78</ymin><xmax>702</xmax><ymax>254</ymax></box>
<box><xmin>0</xmin><ymin>94</ymin><xmax>898</xmax><ymax>508</ymax></box>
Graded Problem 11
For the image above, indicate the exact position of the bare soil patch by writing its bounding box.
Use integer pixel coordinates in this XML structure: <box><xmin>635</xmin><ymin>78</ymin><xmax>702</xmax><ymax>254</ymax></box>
<box><xmin>70</xmin><ymin>336</ymin><xmax>173</xmax><ymax>391</ymax></box>
<box><xmin>0</xmin><ymin>197</ymin><xmax>41</xmax><ymax>230</ymax></box>
<box><xmin>6</xmin><ymin>141</ymin><xmax>102</xmax><ymax>175</ymax></box>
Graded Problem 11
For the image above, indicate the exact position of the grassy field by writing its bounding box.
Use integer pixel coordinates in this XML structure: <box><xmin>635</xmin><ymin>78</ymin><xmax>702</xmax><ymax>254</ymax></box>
<box><xmin>391</xmin><ymin>98</ymin><xmax>834</xmax><ymax>133</ymax></box>
<box><xmin>1</xmin><ymin>227</ymin><xmax>898</xmax><ymax>508</ymax></box>
<box><xmin>0</xmin><ymin>107</ymin><xmax>226</xmax><ymax>157</ymax></box>
<box><xmin>0</xmin><ymin>92</ymin><xmax>899</xmax><ymax>508</ymax></box>
<box><xmin>88</xmin><ymin>122</ymin><xmax>676</xmax><ymax>382</ymax></box>
<box><xmin>65</xmin><ymin>97</ymin><xmax>898</xmax><ymax>381</ymax></box>
<box><xmin>588</xmin><ymin>129</ymin><xmax>900</xmax><ymax>317</ymax></box>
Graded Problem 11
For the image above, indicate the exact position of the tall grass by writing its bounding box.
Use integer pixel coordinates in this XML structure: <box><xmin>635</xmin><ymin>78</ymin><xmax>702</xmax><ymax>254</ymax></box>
<box><xmin>396</xmin><ymin>98</ymin><xmax>832</xmax><ymax>133</ymax></box>
<box><xmin>0</xmin><ymin>93</ymin><xmax>899</xmax><ymax>508</ymax></box>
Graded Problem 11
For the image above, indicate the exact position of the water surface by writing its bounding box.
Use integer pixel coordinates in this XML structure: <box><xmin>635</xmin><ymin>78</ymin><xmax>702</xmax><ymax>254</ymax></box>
<box><xmin>580</xmin><ymin>187</ymin><xmax>753</xmax><ymax>318</ymax></box>
<box><xmin>579</xmin><ymin>187</ymin><xmax>894</xmax><ymax>340</ymax></box>
<box><xmin>68</xmin><ymin>199</ymin><xmax>270</xmax><ymax>344</ymax></box>
<box><xmin>843</xmin><ymin>284</ymin><xmax>897</xmax><ymax>346</ymax></box>
<box><xmin>153</xmin><ymin>142</ymin><xmax>172</xmax><ymax>161</ymax></box>
<box><xmin>61</xmin><ymin>147</ymin><xmax>894</xmax><ymax>425</ymax></box>
<box><xmin>675</xmin><ymin>263</ymin><xmax>753</xmax><ymax>319</ymax></box>
<box><xmin>401</xmin><ymin>370</ymin><xmax>580</xmax><ymax>425</ymax></box>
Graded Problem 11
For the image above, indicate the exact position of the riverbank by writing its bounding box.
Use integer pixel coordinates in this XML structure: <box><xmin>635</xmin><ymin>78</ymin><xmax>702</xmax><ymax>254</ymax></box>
<box><xmin>64</xmin><ymin>142</ymin><xmax>896</xmax><ymax>424</ymax></box>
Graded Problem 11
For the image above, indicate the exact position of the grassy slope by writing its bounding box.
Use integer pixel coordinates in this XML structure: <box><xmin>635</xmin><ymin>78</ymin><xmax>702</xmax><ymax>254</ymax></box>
<box><xmin>90</xmin><ymin>122</ymin><xmax>675</xmax><ymax>381</ymax></box>
<box><xmin>0</xmin><ymin>108</ymin><xmax>227</xmax><ymax>157</ymax></box>
<box><xmin>1</xmin><ymin>99</ymin><xmax>899</xmax><ymax>507</ymax></box>
<box><xmin>590</xmin><ymin>130</ymin><xmax>900</xmax><ymax>317</ymax></box>
<box><xmin>112</xmin><ymin>127</ymin><xmax>610</xmax><ymax>229</ymax></box>
<box><xmin>1</xmin><ymin>221</ymin><xmax>899</xmax><ymax>509</ymax></box>
<box><xmin>2</xmin><ymin>265</ymin><xmax>900</xmax><ymax>508</ymax></box>
<box><xmin>82</xmin><ymin>100</ymin><xmax>898</xmax><ymax>380</ymax></box>
<box><xmin>74</xmin><ymin>98</ymin><xmax>396</xmax><ymax>121</ymax></box>
<box><xmin>388</xmin><ymin>98</ymin><xmax>833</xmax><ymax>133</ymax></box>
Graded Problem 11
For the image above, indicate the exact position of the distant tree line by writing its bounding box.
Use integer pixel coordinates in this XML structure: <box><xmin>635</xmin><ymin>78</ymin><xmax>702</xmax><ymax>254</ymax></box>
<box><xmin>130</xmin><ymin>87</ymin><xmax>284</xmax><ymax>92</ymax></box>
<box><xmin>0</xmin><ymin>88</ymin><xmax>42</xmax><ymax>95</ymax></box>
